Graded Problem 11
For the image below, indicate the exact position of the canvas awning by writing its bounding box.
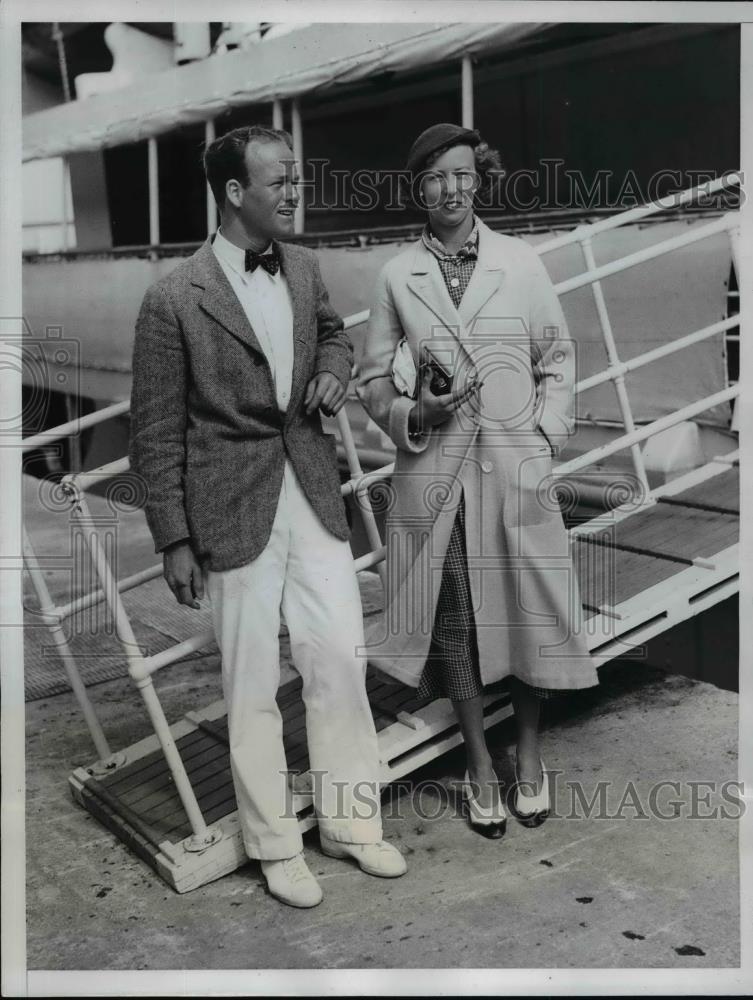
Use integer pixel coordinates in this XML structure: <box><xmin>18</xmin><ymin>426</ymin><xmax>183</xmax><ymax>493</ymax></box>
<box><xmin>22</xmin><ymin>22</ymin><xmax>550</xmax><ymax>162</ymax></box>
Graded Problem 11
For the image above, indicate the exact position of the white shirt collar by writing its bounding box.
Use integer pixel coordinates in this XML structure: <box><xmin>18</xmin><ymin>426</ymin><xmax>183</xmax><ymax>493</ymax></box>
<box><xmin>212</xmin><ymin>228</ymin><xmax>247</xmax><ymax>276</ymax></box>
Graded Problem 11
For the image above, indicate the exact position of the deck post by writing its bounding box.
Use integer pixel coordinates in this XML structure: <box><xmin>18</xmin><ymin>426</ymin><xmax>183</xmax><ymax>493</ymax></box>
<box><xmin>336</xmin><ymin>408</ymin><xmax>387</xmax><ymax>590</ymax></box>
<box><xmin>147</xmin><ymin>136</ymin><xmax>160</xmax><ymax>251</ymax></box>
<box><xmin>272</xmin><ymin>98</ymin><xmax>283</xmax><ymax>130</ymax></box>
<box><xmin>291</xmin><ymin>97</ymin><xmax>304</xmax><ymax>234</ymax></box>
<box><xmin>204</xmin><ymin>119</ymin><xmax>217</xmax><ymax>236</ymax></box>
<box><xmin>579</xmin><ymin>235</ymin><xmax>651</xmax><ymax>501</ymax></box>
<box><xmin>461</xmin><ymin>54</ymin><xmax>474</xmax><ymax>128</ymax></box>
<box><xmin>555</xmin><ymin>384</ymin><xmax>739</xmax><ymax>478</ymax></box>
<box><xmin>728</xmin><ymin>223</ymin><xmax>741</xmax><ymax>432</ymax></box>
<box><xmin>60</xmin><ymin>156</ymin><xmax>71</xmax><ymax>251</ymax></box>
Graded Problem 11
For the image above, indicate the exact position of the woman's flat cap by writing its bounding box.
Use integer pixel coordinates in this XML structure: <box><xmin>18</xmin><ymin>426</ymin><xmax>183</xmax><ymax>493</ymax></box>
<box><xmin>405</xmin><ymin>123</ymin><xmax>481</xmax><ymax>175</ymax></box>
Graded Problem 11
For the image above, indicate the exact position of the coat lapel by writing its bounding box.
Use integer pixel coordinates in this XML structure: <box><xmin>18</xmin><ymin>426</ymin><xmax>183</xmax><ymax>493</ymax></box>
<box><xmin>190</xmin><ymin>238</ymin><xmax>267</xmax><ymax>357</ymax></box>
<box><xmin>456</xmin><ymin>221</ymin><xmax>506</xmax><ymax>331</ymax></box>
<box><xmin>406</xmin><ymin>242</ymin><xmax>462</xmax><ymax>341</ymax></box>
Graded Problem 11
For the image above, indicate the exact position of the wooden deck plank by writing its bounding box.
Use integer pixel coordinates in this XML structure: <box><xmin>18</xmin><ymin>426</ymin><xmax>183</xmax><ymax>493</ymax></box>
<box><xmin>573</xmin><ymin>542</ymin><xmax>679</xmax><ymax>607</ymax></box>
<box><xmin>623</xmin><ymin>511</ymin><xmax>738</xmax><ymax>562</ymax></box>
<box><xmin>282</xmin><ymin>738</ymin><xmax>309</xmax><ymax>767</ymax></box>
<box><xmin>192</xmin><ymin>778</ymin><xmax>237</xmax><ymax>817</ymax></box>
<box><xmin>610</xmin><ymin>505</ymin><xmax>712</xmax><ymax>546</ymax></box>
<box><xmin>574</xmin><ymin>489</ymin><xmax>737</xmax><ymax>608</ymax></box>
<box><xmin>573</xmin><ymin>543</ymin><xmax>621</xmax><ymax>606</ymax></box>
<box><xmin>163</xmin><ymin>773</ymin><xmax>318</xmax><ymax>842</ymax></box>
<box><xmin>285</xmin><ymin>751</ymin><xmax>311</xmax><ymax>775</ymax></box>
<box><xmin>668</xmin><ymin>468</ymin><xmax>739</xmax><ymax>511</ymax></box>
<box><xmin>103</xmin><ymin>729</ymin><xmax>217</xmax><ymax>793</ymax></box>
<box><xmin>138</xmin><ymin>754</ymin><xmax>233</xmax><ymax>821</ymax></box>
<box><xmin>276</xmin><ymin>681</ymin><xmax>302</xmax><ymax>706</ymax></box>
<box><xmin>147</xmin><ymin>772</ymin><xmax>238</xmax><ymax>834</ymax></box>
<box><xmin>153</xmin><ymin>778</ymin><xmax>237</xmax><ymax>836</ymax></box>
<box><xmin>118</xmin><ymin>742</ymin><xmax>228</xmax><ymax>809</ymax></box>
<box><xmin>614</xmin><ymin>507</ymin><xmax>737</xmax><ymax>561</ymax></box>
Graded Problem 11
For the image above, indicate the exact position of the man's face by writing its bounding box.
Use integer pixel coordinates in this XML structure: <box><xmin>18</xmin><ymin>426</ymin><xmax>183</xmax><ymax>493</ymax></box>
<box><xmin>230</xmin><ymin>139</ymin><xmax>299</xmax><ymax>241</ymax></box>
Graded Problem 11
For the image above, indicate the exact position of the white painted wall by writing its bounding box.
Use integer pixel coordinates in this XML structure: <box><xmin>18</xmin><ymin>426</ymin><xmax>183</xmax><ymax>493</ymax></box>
<box><xmin>22</xmin><ymin>157</ymin><xmax>74</xmax><ymax>253</ymax></box>
<box><xmin>22</xmin><ymin>70</ymin><xmax>74</xmax><ymax>253</ymax></box>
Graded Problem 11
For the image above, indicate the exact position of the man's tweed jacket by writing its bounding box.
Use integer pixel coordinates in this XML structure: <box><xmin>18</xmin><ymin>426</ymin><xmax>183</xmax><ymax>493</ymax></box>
<box><xmin>129</xmin><ymin>237</ymin><xmax>352</xmax><ymax>572</ymax></box>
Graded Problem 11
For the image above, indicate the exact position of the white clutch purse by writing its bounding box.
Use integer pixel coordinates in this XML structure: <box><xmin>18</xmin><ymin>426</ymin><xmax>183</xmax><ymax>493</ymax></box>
<box><xmin>392</xmin><ymin>337</ymin><xmax>456</xmax><ymax>400</ymax></box>
<box><xmin>391</xmin><ymin>337</ymin><xmax>419</xmax><ymax>399</ymax></box>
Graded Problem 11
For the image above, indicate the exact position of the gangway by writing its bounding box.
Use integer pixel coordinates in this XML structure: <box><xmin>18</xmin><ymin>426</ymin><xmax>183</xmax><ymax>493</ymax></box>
<box><xmin>22</xmin><ymin>175</ymin><xmax>741</xmax><ymax>891</ymax></box>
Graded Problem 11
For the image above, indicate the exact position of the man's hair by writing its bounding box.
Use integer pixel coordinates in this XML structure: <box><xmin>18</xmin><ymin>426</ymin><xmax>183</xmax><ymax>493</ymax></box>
<box><xmin>203</xmin><ymin>125</ymin><xmax>294</xmax><ymax>207</ymax></box>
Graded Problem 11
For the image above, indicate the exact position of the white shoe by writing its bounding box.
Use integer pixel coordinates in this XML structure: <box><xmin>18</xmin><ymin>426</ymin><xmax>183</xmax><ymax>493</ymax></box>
<box><xmin>461</xmin><ymin>770</ymin><xmax>507</xmax><ymax>839</ymax></box>
<box><xmin>320</xmin><ymin>836</ymin><xmax>407</xmax><ymax>878</ymax></box>
<box><xmin>260</xmin><ymin>853</ymin><xmax>323</xmax><ymax>908</ymax></box>
<box><xmin>514</xmin><ymin>759</ymin><xmax>550</xmax><ymax>827</ymax></box>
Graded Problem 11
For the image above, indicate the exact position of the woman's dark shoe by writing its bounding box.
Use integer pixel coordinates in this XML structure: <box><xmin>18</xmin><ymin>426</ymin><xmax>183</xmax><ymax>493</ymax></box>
<box><xmin>461</xmin><ymin>770</ymin><xmax>507</xmax><ymax>839</ymax></box>
<box><xmin>513</xmin><ymin>759</ymin><xmax>550</xmax><ymax>827</ymax></box>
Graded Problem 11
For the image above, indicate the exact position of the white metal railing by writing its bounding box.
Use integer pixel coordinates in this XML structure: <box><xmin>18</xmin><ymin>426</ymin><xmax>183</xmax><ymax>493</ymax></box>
<box><xmin>22</xmin><ymin>399</ymin><xmax>130</xmax><ymax>453</ymax></box>
<box><xmin>22</xmin><ymin>174</ymin><xmax>741</xmax><ymax>848</ymax></box>
<box><xmin>535</xmin><ymin>171</ymin><xmax>739</xmax><ymax>253</ymax></box>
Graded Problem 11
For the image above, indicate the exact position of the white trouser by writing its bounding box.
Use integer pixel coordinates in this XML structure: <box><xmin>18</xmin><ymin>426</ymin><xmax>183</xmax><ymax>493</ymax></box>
<box><xmin>206</xmin><ymin>460</ymin><xmax>383</xmax><ymax>860</ymax></box>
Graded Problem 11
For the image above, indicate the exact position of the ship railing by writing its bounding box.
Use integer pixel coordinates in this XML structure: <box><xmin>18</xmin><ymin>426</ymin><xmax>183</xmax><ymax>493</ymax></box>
<box><xmin>22</xmin><ymin>173</ymin><xmax>741</xmax><ymax>849</ymax></box>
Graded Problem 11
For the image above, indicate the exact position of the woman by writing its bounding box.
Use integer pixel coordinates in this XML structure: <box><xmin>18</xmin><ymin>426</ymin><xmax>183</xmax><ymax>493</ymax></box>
<box><xmin>357</xmin><ymin>123</ymin><xmax>598</xmax><ymax>838</ymax></box>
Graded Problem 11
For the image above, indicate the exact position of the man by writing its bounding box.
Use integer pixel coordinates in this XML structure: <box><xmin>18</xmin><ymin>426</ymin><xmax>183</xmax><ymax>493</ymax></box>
<box><xmin>129</xmin><ymin>125</ymin><xmax>406</xmax><ymax>908</ymax></box>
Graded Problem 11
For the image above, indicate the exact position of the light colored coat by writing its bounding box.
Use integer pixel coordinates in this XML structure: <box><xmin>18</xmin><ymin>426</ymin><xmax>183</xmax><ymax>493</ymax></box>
<box><xmin>357</xmin><ymin>220</ymin><xmax>598</xmax><ymax>691</ymax></box>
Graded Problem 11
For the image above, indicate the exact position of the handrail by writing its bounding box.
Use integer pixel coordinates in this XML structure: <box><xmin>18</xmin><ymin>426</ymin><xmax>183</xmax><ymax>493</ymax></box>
<box><xmin>574</xmin><ymin>316</ymin><xmax>740</xmax><ymax>395</ymax></box>
<box><xmin>535</xmin><ymin>172</ymin><xmax>740</xmax><ymax>255</ymax></box>
<box><xmin>22</xmin><ymin>399</ymin><xmax>130</xmax><ymax>452</ymax></box>
<box><xmin>554</xmin><ymin>213</ymin><xmax>737</xmax><ymax>297</ymax></box>
<box><xmin>555</xmin><ymin>385</ymin><xmax>739</xmax><ymax>478</ymax></box>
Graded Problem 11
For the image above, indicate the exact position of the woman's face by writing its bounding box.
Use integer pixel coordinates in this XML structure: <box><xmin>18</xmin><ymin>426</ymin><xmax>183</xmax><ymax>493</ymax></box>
<box><xmin>420</xmin><ymin>143</ymin><xmax>479</xmax><ymax>227</ymax></box>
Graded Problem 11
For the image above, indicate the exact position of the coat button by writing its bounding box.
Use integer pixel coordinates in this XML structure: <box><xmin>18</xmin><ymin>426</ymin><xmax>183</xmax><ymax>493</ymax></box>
<box><xmin>481</xmin><ymin>460</ymin><xmax>493</xmax><ymax>473</ymax></box>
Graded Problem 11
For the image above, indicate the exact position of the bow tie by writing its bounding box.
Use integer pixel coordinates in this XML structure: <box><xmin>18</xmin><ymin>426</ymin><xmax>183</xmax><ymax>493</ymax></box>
<box><xmin>244</xmin><ymin>246</ymin><xmax>281</xmax><ymax>275</ymax></box>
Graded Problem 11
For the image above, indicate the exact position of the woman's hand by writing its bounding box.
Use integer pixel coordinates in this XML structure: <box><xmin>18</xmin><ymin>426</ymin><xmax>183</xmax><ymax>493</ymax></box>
<box><xmin>408</xmin><ymin>367</ymin><xmax>481</xmax><ymax>434</ymax></box>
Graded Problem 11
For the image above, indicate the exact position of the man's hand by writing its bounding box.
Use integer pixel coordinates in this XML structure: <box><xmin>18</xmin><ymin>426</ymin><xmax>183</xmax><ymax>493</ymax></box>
<box><xmin>408</xmin><ymin>367</ymin><xmax>482</xmax><ymax>433</ymax></box>
<box><xmin>163</xmin><ymin>540</ymin><xmax>204</xmax><ymax>609</ymax></box>
<box><xmin>304</xmin><ymin>372</ymin><xmax>347</xmax><ymax>416</ymax></box>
